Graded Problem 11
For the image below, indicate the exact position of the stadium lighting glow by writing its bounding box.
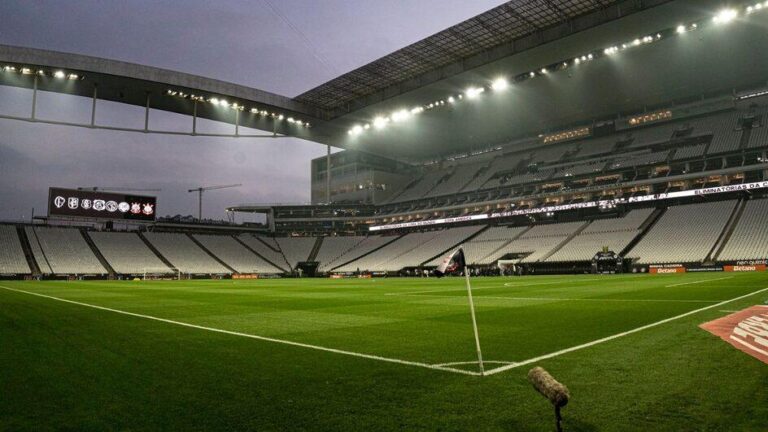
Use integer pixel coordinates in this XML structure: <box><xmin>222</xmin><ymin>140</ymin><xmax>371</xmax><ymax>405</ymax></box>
<box><xmin>713</xmin><ymin>9</ymin><xmax>738</xmax><ymax>24</ymax></box>
<box><xmin>67</xmin><ymin>73</ymin><xmax>79</xmax><ymax>80</ymax></box>
<box><xmin>348</xmin><ymin>125</ymin><xmax>363</xmax><ymax>135</ymax></box>
<box><xmin>373</xmin><ymin>116</ymin><xmax>389</xmax><ymax>128</ymax></box>
<box><xmin>21</xmin><ymin>68</ymin><xmax>32</xmax><ymax>75</ymax></box>
<box><xmin>391</xmin><ymin>109</ymin><xmax>410</xmax><ymax>122</ymax></box>
<box><xmin>345</xmin><ymin>3</ymin><xmax>768</xmax><ymax>138</ymax></box>
<box><xmin>465</xmin><ymin>87</ymin><xmax>484</xmax><ymax>98</ymax></box>
<box><xmin>491</xmin><ymin>78</ymin><xmax>508</xmax><ymax>91</ymax></box>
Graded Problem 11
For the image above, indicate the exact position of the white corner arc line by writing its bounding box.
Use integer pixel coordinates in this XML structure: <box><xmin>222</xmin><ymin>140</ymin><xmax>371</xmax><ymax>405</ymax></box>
<box><xmin>0</xmin><ymin>285</ymin><xmax>480</xmax><ymax>377</ymax></box>
<box><xmin>483</xmin><ymin>286</ymin><xmax>768</xmax><ymax>376</ymax></box>
<box><xmin>665</xmin><ymin>276</ymin><xmax>733</xmax><ymax>287</ymax></box>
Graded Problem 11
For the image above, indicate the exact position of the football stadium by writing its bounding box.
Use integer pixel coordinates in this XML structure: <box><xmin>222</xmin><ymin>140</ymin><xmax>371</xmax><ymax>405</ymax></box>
<box><xmin>1</xmin><ymin>1</ymin><xmax>768</xmax><ymax>430</ymax></box>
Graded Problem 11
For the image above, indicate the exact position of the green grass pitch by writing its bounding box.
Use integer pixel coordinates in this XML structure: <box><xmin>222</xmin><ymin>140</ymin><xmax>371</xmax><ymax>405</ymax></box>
<box><xmin>1</xmin><ymin>273</ymin><xmax>767</xmax><ymax>431</ymax></box>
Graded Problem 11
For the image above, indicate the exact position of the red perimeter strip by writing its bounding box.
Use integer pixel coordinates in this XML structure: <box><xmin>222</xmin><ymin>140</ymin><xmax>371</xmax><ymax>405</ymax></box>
<box><xmin>700</xmin><ymin>305</ymin><xmax>768</xmax><ymax>364</ymax></box>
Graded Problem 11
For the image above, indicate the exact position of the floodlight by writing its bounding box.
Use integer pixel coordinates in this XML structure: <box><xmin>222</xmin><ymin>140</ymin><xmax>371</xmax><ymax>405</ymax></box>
<box><xmin>391</xmin><ymin>109</ymin><xmax>410</xmax><ymax>122</ymax></box>
<box><xmin>713</xmin><ymin>8</ymin><xmax>737</xmax><ymax>24</ymax></box>
<box><xmin>491</xmin><ymin>77</ymin><xmax>508</xmax><ymax>91</ymax></box>
<box><xmin>373</xmin><ymin>116</ymin><xmax>389</xmax><ymax>128</ymax></box>
<box><xmin>465</xmin><ymin>87</ymin><xmax>484</xmax><ymax>98</ymax></box>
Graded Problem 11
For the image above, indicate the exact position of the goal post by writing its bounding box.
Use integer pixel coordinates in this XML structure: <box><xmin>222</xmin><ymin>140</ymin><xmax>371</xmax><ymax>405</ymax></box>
<box><xmin>142</xmin><ymin>267</ymin><xmax>181</xmax><ymax>280</ymax></box>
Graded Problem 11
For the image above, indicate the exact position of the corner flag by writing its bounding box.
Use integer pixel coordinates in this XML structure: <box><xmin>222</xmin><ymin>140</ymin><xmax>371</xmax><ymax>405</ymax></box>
<box><xmin>434</xmin><ymin>247</ymin><xmax>466</xmax><ymax>277</ymax></box>
<box><xmin>433</xmin><ymin>246</ymin><xmax>484</xmax><ymax>374</ymax></box>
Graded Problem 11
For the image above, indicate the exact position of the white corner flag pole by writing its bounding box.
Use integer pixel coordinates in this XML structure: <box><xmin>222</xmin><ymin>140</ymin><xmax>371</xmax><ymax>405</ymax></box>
<box><xmin>462</xmin><ymin>250</ymin><xmax>485</xmax><ymax>375</ymax></box>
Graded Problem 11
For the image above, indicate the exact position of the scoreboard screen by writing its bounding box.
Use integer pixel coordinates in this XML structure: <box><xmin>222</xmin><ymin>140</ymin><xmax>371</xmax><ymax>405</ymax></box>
<box><xmin>48</xmin><ymin>187</ymin><xmax>157</xmax><ymax>221</ymax></box>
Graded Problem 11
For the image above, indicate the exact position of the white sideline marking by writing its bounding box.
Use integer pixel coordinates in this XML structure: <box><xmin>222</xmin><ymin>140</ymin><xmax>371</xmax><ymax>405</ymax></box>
<box><xmin>389</xmin><ymin>293</ymin><xmax>718</xmax><ymax>304</ymax></box>
<box><xmin>0</xmin><ymin>285</ymin><xmax>480</xmax><ymax>377</ymax></box>
<box><xmin>665</xmin><ymin>276</ymin><xmax>733</xmax><ymax>287</ymax></box>
<box><xmin>482</xmin><ymin>286</ymin><xmax>768</xmax><ymax>376</ymax></box>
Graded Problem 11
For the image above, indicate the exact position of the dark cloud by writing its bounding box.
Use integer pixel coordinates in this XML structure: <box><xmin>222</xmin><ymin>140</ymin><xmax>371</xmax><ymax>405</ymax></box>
<box><xmin>0</xmin><ymin>0</ymin><xmax>504</xmax><ymax>220</ymax></box>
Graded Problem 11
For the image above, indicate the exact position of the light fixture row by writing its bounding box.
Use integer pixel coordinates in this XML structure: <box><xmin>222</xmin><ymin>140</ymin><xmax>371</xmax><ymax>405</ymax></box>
<box><xmin>0</xmin><ymin>64</ymin><xmax>312</xmax><ymax>128</ymax></box>
<box><xmin>1</xmin><ymin>65</ymin><xmax>81</xmax><ymax>80</ymax></box>
<box><xmin>165</xmin><ymin>89</ymin><xmax>311</xmax><ymax>127</ymax></box>
<box><xmin>348</xmin><ymin>5</ymin><xmax>761</xmax><ymax>136</ymax></box>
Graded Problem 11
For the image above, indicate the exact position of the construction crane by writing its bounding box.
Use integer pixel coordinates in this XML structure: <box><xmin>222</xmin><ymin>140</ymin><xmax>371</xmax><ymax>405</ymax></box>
<box><xmin>77</xmin><ymin>187</ymin><xmax>162</xmax><ymax>192</ymax></box>
<box><xmin>188</xmin><ymin>184</ymin><xmax>241</xmax><ymax>220</ymax></box>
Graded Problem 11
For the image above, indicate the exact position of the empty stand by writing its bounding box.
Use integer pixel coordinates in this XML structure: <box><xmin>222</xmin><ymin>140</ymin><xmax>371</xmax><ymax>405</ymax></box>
<box><xmin>718</xmin><ymin>199</ymin><xmax>768</xmax><ymax>261</ymax></box>
<box><xmin>89</xmin><ymin>231</ymin><xmax>170</xmax><ymax>274</ymax></box>
<box><xmin>314</xmin><ymin>236</ymin><xmax>365</xmax><ymax>271</ymax></box>
<box><xmin>391</xmin><ymin>171</ymin><xmax>447</xmax><ymax>202</ymax></box>
<box><xmin>492</xmin><ymin>221</ymin><xmax>587</xmax><ymax>264</ymax></box>
<box><xmin>24</xmin><ymin>227</ymin><xmax>52</xmax><ymax>274</ymax></box>
<box><xmin>27</xmin><ymin>227</ymin><xmax>106</xmax><ymax>274</ymax></box>
<box><xmin>628</xmin><ymin>200</ymin><xmax>736</xmax><ymax>264</ymax></box>
<box><xmin>326</xmin><ymin>235</ymin><xmax>397</xmax><ymax>271</ymax></box>
<box><xmin>429</xmin><ymin>225</ymin><xmax>528</xmax><ymax>265</ymax></box>
<box><xmin>194</xmin><ymin>234</ymin><xmax>281</xmax><ymax>273</ymax></box>
<box><xmin>237</xmin><ymin>235</ymin><xmax>290</xmax><ymax>271</ymax></box>
<box><xmin>546</xmin><ymin>209</ymin><xmax>653</xmax><ymax>262</ymax></box>
<box><xmin>144</xmin><ymin>232</ymin><xmax>229</xmax><ymax>274</ymax></box>
<box><xmin>275</xmin><ymin>237</ymin><xmax>318</xmax><ymax>269</ymax></box>
<box><xmin>748</xmin><ymin>125</ymin><xmax>768</xmax><ymax>149</ymax></box>
<box><xmin>0</xmin><ymin>225</ymin><xmax>31</xmax><ymax>274</ymax></box>
<box><xmin>337</xmin><ymin>226</ymin><xmax>482</xmax><ymax>272</ymax></box>
<box><xmin>428</xmin><ymin>163</ymin><xmax>485</xmax><ymax>197</ymax></box>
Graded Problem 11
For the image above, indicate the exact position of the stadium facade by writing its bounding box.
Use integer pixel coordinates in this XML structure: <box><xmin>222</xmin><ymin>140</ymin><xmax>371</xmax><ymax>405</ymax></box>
<box><xmin>2</xmin><ymin>0</ymin><xmax>768</xmax><ymax>279</ymax></box>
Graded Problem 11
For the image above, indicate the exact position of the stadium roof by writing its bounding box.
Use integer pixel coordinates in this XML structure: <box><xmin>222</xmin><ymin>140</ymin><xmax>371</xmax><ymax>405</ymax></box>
<box><xmin>2</xmin><ymin>0</ymin><xmax>767</xmax><ymax>162</ymax></box>
<box><xmin>296</xmin><ymin>0</ymin><xmax>651</xmax><ymax>114</ymax></box>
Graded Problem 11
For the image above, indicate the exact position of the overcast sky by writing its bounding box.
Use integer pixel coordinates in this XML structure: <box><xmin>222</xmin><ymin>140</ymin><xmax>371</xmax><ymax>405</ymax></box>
<box><xmin>0</xmin><ymin>0</ymin><xmax>504</xmax><ymax>222</ymax></box>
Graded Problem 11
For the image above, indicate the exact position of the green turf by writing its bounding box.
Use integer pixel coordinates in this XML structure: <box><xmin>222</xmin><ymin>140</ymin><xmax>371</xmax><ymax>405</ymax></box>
<box><xmin>1</xmin><ymin>273</ymin><xmax>767</xmax><ymax>431</ymax></box>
